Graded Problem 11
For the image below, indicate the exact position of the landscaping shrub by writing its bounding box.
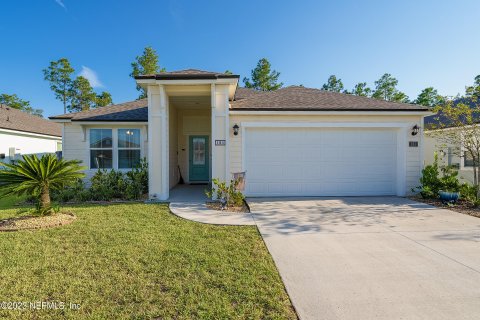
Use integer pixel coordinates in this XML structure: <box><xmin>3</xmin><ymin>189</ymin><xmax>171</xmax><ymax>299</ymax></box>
<box><xmin>90</xmin><ymin>169</ymin><xmax>127</xmax><ymax>200</ymax></box>
<box><xmin>52</xmin><ymin>158</ymin><xmax>149</xmax><ymax>202</ymax></box>
<box><xmin>415</xmin><ymin>153</ymin><xmax>460</xmax><ymax>198</ymax></box>
<box><xmin>205</xmin><ymin>178</ymin><xmax>245</xmax><ymax>207</ymax></box>
<box><xmin>439</xmin><ymin>165</ymin><xmax>461</xmax><ymax>193</ymax></box>
<box><xmin>459</xmin><ymin>183</ymin><xmax>480</xmax><ymax>207</ymax></box>
<box><xmin>124</xmin><ymin>158</ymin><xmax>148</xmax><ymax>199</ymax></box>
<box><xmin>52</xmin><ymin>178</ymin><xmax>91</xmax><ymax>202</ymax></box>
<box><xmin>416</xmin><ymin>153</ymin><xmax>442</xmax><ymax>198</ymax></box>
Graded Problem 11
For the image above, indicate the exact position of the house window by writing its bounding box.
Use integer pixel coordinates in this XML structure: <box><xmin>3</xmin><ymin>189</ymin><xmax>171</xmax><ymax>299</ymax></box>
<box><xmin>464</xmin><ymin>152</ymin><xmax>475</xmax><ymax>167</ymax></box>
<box><xmin>118</xmin><ymin>129</ymin><xmax>141</xmax><ymax>168</ymax></box>
<box><xmin>90</xmin><ymin>129</ymin><xmax>113</xmax><ymax>169</ymax></box>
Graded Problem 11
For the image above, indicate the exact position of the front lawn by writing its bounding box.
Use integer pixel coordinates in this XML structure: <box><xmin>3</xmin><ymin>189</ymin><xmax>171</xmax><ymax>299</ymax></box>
<box><xmin>0</xmin><ymin>203</ymin><xmax>296</xmax><ymax>319</ymax></box>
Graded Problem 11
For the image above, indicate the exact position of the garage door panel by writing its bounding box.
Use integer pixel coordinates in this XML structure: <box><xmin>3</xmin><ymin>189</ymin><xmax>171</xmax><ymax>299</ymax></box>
<box><xmin>245</xmin><ymin>127</ymin><xmax>397</xmax><ymax>196</ymax></box>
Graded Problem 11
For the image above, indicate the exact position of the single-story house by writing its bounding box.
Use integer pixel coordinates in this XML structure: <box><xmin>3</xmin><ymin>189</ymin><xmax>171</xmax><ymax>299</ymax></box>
<box><xmin>424</xmin><ymin>113</ymin><xmax>477</xmax><ymax>183</ymax></box>
<box><xmin>0</xmin><ymin>104</ymin><xmax>62</xmax><ymax>163</ymax></box>
<box><xmin>50</xmin><ymin>69</ymin><xmax>430</xmax><ymax>200</ymax></box>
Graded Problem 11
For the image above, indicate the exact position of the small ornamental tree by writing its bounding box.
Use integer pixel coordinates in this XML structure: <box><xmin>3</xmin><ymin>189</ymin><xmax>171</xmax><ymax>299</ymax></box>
<box><xmin>0</xmin><ymin>154</ymin><xmax>85</xmax><ymax>213</ymax></box>
<box><xmin>429</xmin><ymin>93</ymin><xmax>480</xmax><ymax>196</ymax></box>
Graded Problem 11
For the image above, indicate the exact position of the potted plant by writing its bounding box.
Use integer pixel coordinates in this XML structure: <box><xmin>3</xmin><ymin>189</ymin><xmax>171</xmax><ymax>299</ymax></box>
<box><xmin>438</xmin><ymin>165</ymin><xmax>461</xmax><ymax>204</ymax></box>
<box><xmin>438</xmin><ymin>190</ymin><xmax>460</xmax><ymax>204</ymax></box>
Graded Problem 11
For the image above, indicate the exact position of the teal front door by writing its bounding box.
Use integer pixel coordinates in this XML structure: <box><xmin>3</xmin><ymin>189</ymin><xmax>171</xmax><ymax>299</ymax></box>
<box><xmin>189</xmin><ymin>136</ymin><xmax>209</xmax><ymax>182</ymax></box>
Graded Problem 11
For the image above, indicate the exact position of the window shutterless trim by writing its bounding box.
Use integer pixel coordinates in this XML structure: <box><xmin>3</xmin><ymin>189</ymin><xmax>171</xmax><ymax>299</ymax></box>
<box><xmin>117</xmin><ymin>129</ymin><xmax>141</xmax><ymax>169</ymax></box>
<box><xmin>87</xmin><ymin>127</ymin><xmax>143</xmax><ymax>170</ymax></box>
<box><xmin>89</xmin><ymin>128</ymin><xmax>113</xmax><ymax>169</ymax></box>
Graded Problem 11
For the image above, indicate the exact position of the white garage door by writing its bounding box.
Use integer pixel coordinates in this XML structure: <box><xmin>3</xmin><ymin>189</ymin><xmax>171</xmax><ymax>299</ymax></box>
<box><xmin>245</xmin><ymin>127</ymin><xmax>397</xmax><ymax>196</ymax></box>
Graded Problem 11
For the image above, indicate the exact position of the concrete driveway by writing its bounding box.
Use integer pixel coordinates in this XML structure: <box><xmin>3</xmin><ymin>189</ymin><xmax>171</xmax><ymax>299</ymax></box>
<box><xmin>249</xmin><ymin>197</ymin><xmax>480</xmax><ymax>320</ymax></box>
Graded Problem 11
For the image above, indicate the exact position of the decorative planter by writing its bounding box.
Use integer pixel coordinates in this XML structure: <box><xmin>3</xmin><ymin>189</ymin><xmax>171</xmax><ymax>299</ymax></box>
<box><xmin>439</xmin><ymin>191</ymin><xmax>460</xmax><ymax>204</ymax></box>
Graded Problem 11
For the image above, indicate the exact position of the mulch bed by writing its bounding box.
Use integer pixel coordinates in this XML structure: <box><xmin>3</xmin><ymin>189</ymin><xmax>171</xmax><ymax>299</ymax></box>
<box><xmin>409</xmin><ymin>196</ymin><xmax>480</xmax><ymax>218</ymax></box>
<box><xmin>0</xmin><ymin>212</ymin><xmax>76</xmax><ymax>231</ymax></box>
<box><xmin>205</xmin><ymin>201</ymin><xmax>250</xmax><ymax>213</ymax></box>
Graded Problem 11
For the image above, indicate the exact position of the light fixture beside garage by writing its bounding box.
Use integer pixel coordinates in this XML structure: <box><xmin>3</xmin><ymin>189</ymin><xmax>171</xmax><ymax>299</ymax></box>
<box><xmin>233</xmin><ymin>124</ymin><xmax>240</xmax><ymax>136</ymax></box>
<box><xmin>411</xmin><ymin>125</ymin><xmax>420</xmax><ymax>136</ymax></box>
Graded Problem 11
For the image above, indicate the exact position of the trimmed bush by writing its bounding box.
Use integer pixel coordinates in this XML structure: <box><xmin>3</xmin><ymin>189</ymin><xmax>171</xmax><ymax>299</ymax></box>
<box><xmin>52</xmin><ymin>158</ymin><xmax>149</xmax><ymax>202</ymax></box>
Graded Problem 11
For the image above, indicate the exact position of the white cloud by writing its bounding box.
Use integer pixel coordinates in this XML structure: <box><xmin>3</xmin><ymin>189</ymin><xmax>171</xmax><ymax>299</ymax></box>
<box><xmin>55</xmin><ymin>0</ymin><xmax>67</xmax><ymax>10</ymax></box>
<box><xmin>79</xmin><ymin>66</ymin><xmax>104</xmax><ymax>88</ymax></box>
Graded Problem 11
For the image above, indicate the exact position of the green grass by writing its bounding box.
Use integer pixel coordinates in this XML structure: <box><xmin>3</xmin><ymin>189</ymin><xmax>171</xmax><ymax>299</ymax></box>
<box><xmin>0</xmin><ymin>194</ymin><xmax>25</xmax><ymax>209</ymax></box>
<box><xmin>0</xmin><ymin>203</ymin><xmax>296</xmax><ymax>319</ymax></box>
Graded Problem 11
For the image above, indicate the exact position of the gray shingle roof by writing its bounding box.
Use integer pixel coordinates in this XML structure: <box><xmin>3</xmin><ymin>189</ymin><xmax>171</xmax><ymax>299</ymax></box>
<box><xmin>234</xmin><ymin>87</ymin><xmax>263</xmax><ymax>100</ymax></box>
<box><xmin>49</xmin><ymin>99</ymin><xmax>148</xmax><ymax>122</ymax></box>
<box><xmin>230</xmin><ymin>86</ymin><xmax>429</xmax><ymax>111</ymax></box>
<box><xmin>49</xmin><ymin>86</ymin><xmax>429</xmax><ymax>122</ymax></box>
<box><xmin>0</xmin><ymin>104</ymin><xmax>62</xmax><ymax>137</ymax></box>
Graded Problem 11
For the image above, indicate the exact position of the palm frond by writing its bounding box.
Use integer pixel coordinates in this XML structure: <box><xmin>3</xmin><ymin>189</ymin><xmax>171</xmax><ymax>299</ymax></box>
<box><xmin>0</xmin><ymin>154</ymin><xmax>86</xmax><ymax>199</ymax></box>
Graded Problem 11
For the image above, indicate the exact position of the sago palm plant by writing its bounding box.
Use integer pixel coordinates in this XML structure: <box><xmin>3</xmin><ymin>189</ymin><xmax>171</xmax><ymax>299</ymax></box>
<box><xmin>0</xmin><ymin>154</ymin><xmax>85</xmax><ymax>212</ymax></box>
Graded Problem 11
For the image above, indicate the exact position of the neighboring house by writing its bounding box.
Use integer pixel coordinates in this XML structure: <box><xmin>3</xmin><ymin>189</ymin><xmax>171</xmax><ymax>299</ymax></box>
<box><xmin>424</xmin><ymin>113</ymin><xmax>477</xmax><ymax>183</ymax></box>
<box><xmin>0</xmin><ymin>104</ymin><xmax>62</xmax><ymax>163</ymax></box>
<box><xmin>50</xmin><ymin>69</ymin><xmax>430</xmax><ymax>200</ymax></box>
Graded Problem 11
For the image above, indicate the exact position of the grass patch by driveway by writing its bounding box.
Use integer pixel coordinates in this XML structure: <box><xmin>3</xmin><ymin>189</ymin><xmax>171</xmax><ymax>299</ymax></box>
<box><xmin>0</xmin><ymin>203</ymin><xmax>295</xmax><ymax>319</ymax></box>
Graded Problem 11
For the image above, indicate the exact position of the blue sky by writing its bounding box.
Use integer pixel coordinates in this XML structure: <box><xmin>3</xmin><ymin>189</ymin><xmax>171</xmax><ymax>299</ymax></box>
<box><xmin>1</xmin><ymin>0</ymin><xmax>479</xmax><ymax>117</ymax></box>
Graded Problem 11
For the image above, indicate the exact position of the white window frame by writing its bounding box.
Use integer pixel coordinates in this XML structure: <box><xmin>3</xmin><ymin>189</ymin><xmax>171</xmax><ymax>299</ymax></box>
<box><xmin>87</xmin><ymin>127</ymin><xmax>143</xmax><ymax>170</ymax></box>
<box><xmin>89</xmin><ymin>128</ymin><xmax>114</xmax><ymax>170</ymax></box>
<box><xmin>117</xmin><ymin>128</ymin><xmax>142</xmax><ymax>169</ymax></box>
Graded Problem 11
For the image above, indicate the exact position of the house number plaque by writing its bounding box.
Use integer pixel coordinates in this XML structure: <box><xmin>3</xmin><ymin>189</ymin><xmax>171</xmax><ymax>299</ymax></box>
<box><xmin>215</xmin><ymin>140</ymin><xmax>226</xmax><ymax>146</ymax></box>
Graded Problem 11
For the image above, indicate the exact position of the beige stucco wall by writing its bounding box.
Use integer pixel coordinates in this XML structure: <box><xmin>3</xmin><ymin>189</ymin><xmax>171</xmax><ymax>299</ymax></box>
<box><xmin>229</xmin><ymin>113</ymin><xmax>425</xmax><ymax>195</ymax></box>
<box><xmin>61</xmin><ymin>108</ymin><xmax>426</xmax><ymax>196</ymax></box>
<box><xmin>62</xmin><ymin>122</ymin><xmax>148</xmax><ymax>183</ymax></box>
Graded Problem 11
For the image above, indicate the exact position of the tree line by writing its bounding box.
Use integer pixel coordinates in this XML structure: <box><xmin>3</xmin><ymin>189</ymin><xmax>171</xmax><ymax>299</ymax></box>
<box><xmin>1</xmin><ymin>46</ymin><xmax>477</xmax><ymax>117</ymax></box>
<box><xmin>242</xmin><ymin>57</ymin><xmax>456</xmax><ymax>108</ymax></box>
<box><xmin>0</xmin><ymin>47</ymin><xmax>160</xmax><ymax>117</ymax></box>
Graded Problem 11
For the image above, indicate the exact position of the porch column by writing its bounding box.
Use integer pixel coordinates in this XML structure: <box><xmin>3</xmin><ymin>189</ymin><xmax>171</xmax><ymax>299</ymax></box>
<box><xmin>211</xmin><ymin>84</ymin><xmax>229</xmax><ymax>182</ymax></box>
<box><xmin>148</xmin><ymin>84</ymin><xmax>169</xmax><ymax>200</ymax></box>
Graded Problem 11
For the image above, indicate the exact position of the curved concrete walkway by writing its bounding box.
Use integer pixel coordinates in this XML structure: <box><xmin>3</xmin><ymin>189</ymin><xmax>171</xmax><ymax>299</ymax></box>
<box><xmin>168</xmin><ymin>185</ymin><xmax>255</xmax><ymax>226</ymax></box>
<box><xmin>170</xmin><ymin>202</ymin><xmax>255</xmax><ymax>225</ymax></box>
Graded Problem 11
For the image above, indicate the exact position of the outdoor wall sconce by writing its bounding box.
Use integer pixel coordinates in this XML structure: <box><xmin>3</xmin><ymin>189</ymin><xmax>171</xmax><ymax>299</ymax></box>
<box><xmin>411</xmin><ymin>124</ymin><xmax>420</xmax><ymax>136</ymax></box>
<box><xmin>233</xmin><ymin>124</ymin><xmax>240</xmax><ymax>136</ymax></box>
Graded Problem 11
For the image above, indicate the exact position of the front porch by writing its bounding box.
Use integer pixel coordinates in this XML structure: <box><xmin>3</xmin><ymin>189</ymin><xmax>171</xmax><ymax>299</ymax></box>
<box><xmin>168</xmin><ymin>184</ymin><xmax>208</xmax><ymax>203</ymax></box>
<box><xmin>138</xmin><ymin>73</ymin><xmax>238</xmax><ymax>201</ymax></box>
